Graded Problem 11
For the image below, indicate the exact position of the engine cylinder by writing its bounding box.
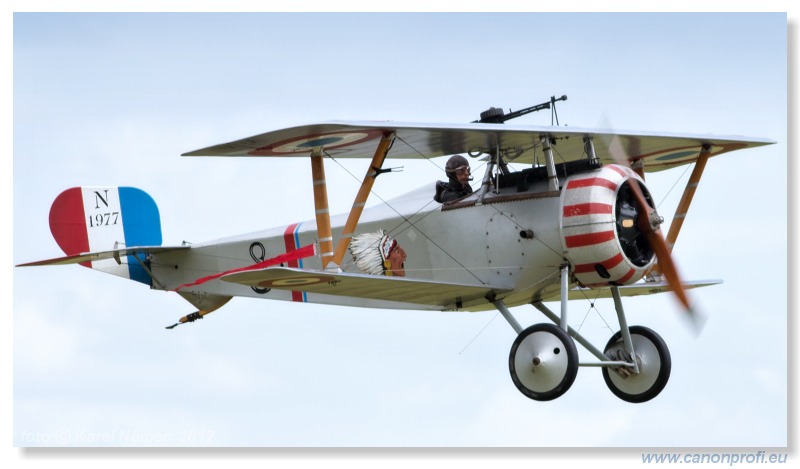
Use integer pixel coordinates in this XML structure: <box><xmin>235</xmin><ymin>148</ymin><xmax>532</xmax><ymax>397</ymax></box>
<box><xmin>560</xmin><ymin>164</ymin><xmax>655</xmax><ymax>287</ymax></box>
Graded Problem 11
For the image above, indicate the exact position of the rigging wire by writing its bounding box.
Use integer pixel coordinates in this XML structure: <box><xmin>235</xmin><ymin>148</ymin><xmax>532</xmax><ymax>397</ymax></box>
<box><xmin>458</xmin><ymin>312</ymin><xmax>500</xmax><ymax>356</ymax></box>
<box><xmin>323</xmin><ymin>149</ymin><xmax>488</xmax><ymax>285</ymax></box>
<box><xmin>156</xmin><ymin>135</ymin><xmax>572</xmax><ymax>282</ymax></box>
<box><xmin>656</xmin><ymin>163</ymin><xmax>693</xmax><ymax>209</ymax></box>
<box><xmin>332</xmin><ymin>133</ymin><xmax>566</xmax><ymax>271</ymax></box>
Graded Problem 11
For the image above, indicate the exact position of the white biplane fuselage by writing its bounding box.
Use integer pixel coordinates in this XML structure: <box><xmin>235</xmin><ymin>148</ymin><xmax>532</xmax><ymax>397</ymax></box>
<box><xmin>156</xmin><ymin>176</ymin><xmax>564</xmax><ymax>312</ymax></box>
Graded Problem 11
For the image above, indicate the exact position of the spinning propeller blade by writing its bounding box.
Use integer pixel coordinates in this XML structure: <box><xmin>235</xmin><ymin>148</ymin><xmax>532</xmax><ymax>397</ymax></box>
<box><xmin>605</xmin><ymin>131</ymin><xmax>706</xmax><ymax>333</ymax></box>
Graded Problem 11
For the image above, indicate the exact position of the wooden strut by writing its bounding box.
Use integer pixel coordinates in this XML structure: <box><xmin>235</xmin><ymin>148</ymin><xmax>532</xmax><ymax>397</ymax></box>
<box><xmin>647</xmin><ymin>144</ymin><xmax>712</xmax><ymax>281</ymax></box>
<box><xmin>310</xmin><ymin>149</ymin><xmax>335</xmax><ymax>269</ymax></box>
<box><xmin>664</xmin><ymin>144</ymin><xmax>712</xmax><ymax>253</ymax></box>
<box><xmin>331</xmin><ymin>132</ymin><xmax>396</xmax><ymax>267</ymax></box>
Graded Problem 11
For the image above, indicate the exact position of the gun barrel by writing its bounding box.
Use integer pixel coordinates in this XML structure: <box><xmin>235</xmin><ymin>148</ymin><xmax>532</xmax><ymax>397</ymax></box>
<box><xmin>475</xmin><ymin>95</ymin><xmax>567</xmax><ymax>124</ymax></box>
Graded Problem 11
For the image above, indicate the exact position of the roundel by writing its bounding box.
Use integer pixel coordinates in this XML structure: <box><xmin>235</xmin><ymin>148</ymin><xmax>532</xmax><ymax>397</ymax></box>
<box><xmin>639</xmin><ymin>142</ymin><xmax>746</xmax><ymax>170</ymax></box>
<box><xmin>258</xmin><ymin>276</ymin><xmax>334</xmax><ymax>288</ymax></box>
<box><xmin>251</xmin><ymin>130</ymin><xmax>384</xmax><ymax>156</ymax></box>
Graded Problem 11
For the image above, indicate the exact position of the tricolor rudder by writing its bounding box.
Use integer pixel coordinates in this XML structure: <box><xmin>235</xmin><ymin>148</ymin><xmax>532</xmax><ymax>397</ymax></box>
<box><xmin>49</xmin><ymin>187</ymin><xmax>162</xmax><ymax>284</ymax></box>
<box><xmin>560</xmin><ymin>164</ymin><xmax>656</xmax><ymax>287</ymax></box>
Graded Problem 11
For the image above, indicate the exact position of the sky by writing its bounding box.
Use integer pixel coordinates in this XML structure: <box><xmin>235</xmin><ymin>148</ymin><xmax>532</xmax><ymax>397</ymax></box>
<box><xmin>4</xmin><ymin>4</ymin><xmax>796</xmax><ymax>467</ymax></box>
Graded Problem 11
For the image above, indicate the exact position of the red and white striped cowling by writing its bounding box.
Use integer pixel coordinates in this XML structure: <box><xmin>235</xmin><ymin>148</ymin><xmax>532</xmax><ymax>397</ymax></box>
<box><xmin>559</xmin><ymin>164</ymin><xmax>655</xmax><ymax>287</ymax></box>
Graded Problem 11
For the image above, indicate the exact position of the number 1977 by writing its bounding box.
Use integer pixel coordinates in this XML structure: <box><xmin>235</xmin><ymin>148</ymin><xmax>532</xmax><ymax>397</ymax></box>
<box><xmin>88</xmin><ymin>212</ymin><xmax>120</xmax><ymax>228</ymax></box>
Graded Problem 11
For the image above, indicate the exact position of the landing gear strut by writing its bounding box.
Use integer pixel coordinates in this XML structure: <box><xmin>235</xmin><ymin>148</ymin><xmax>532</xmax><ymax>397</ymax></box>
<box><xmin>493</xmin><ymin>280</ymin><xmax>672</xmax><ymax>403</ymax></box>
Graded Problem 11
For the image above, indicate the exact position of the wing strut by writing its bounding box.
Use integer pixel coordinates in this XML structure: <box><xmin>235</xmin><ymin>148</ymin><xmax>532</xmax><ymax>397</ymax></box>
<box><xmin>541</xmin><ymin>136</ymin><xmax>560</xmax><ymax>191</ymax></box>
<box><xmin>664</xmin><ymin>144</ymin><xmax>712</xmax><ymax>253</ymax></box>
<box><xmin>311</xmin><ymin>149</ymin><xmax>336</xmax><ymax>269</ymax></box>
<box><xmin>331</xmin><ymin>132</ymin><xmax>396</xmax><ymax>266</ymax></box>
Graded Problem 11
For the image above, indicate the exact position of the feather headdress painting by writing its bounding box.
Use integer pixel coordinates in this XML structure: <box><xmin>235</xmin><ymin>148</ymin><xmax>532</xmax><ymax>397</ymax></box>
<box><xmin>348</xmin><ymin>229</ymin><xmax>407</xmax><ymax>277</ymax></box>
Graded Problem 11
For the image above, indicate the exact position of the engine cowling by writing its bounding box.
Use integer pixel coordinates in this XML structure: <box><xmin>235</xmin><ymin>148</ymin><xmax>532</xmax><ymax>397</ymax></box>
<box><xmin>560</xmin><ymin>164</ymin><xmax>656</xmax><ymax>287</ymax></box>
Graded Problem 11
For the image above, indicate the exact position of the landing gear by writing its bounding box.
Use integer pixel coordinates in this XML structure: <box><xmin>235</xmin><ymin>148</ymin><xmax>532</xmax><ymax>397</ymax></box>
<box><xmin>509</xmin><ymin>323</ymin><xmax>579</xmax><ymax>401</ymax></box>
<box><xmin>494</xmin><ymin>281</ymin><xmax>674</xmax><ymax>403</ymax></box>
<box><xmin>602</xmin><ymin>326</ymin><xmax>671</xmax><ymax>403</ymax></box>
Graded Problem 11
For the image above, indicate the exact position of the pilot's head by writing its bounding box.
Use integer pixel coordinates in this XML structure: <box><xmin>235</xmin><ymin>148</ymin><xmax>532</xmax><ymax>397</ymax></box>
<box><xmin>445</xmin><ymin>154</ymin><xmax>471</xmax><ymax>186</ymax></box>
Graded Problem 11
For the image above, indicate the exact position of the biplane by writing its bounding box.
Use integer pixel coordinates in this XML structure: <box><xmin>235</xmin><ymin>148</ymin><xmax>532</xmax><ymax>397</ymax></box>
<box><xmin>18</xmin><ymin>97</ymin><xmax>774</xmax><ymax>403</ymax></box>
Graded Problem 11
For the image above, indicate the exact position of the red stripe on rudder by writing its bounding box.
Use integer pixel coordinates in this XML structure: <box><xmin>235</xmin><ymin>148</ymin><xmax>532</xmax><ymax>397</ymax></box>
<box><xmin>565</xmin><ymin>230</ymin><xmax>616</xmax><ymax>248</ymax></box>
<box><xmin>49</xmin><ymin>188</ymin><xmax>91</xmax><ymax>268</ymax></box>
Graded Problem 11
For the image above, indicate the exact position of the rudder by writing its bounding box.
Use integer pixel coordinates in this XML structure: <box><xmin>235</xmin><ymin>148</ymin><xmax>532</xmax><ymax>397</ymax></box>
<box><xmin>49</xmin><ymin>187</ymin><xmax>162</xmax><ymax>284</ymax></box>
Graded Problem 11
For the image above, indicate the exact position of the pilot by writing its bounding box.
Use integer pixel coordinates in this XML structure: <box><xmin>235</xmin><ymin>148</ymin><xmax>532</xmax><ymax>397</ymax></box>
<box><xmin>434</xmin><ymin>154</ymin><xmax>473</xmax><ymax>203</ymax></box>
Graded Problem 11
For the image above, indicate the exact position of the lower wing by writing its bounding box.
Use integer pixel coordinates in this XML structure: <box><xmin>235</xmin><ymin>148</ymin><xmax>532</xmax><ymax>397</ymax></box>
<box><xmin>567</xmin><ymin>279</ymin><xmax>722</xmax><ymax>301</ymax></box>
<box><xmin>222</xmin><ymin>267</ymin><xmax>512</xmax><ymax>309</ymax></box>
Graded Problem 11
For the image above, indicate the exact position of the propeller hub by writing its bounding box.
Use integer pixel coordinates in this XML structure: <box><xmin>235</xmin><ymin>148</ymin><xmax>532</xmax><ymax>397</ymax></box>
<box><xmin>648</xmin><ymin>211</ymin><xmax>665</xmax><ymax>230</ymax></box>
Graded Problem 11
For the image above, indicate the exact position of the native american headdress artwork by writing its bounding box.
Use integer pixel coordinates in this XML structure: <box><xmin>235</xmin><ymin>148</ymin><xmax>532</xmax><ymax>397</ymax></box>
<box><xmin>348</xmin><ymin>229</ymin><xmax>402</xmax><ymax>276</ymax></box>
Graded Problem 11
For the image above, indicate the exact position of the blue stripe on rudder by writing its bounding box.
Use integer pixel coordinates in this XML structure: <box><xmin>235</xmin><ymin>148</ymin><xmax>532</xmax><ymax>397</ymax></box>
<box><xmin>118</xmin><ymin>187</ymin><xmax>162</xmax><ymax>285</ymax></box>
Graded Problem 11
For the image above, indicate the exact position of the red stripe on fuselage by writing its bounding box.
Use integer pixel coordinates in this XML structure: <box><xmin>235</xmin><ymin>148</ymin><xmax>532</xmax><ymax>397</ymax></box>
<box><xmin>617</xmin><ymin>268</ymin><xmax>636</xmax><ymax>284</ymax></box>
<box><xmin>283</xmin><ymin>224</ymin><xmax>301</xmax><ymax>267</ymax></box>
<box><xmin>581</xmin><ymin>268</ymin><xmax>635</xmax><ymax>287</ymax></box>
<box><xmin>563</xmin><ymin>203</ymin><xmax>613</xmax><ymax>218</ymax></box>
<box><xmin>574</xmin><ymin>253</ymin><xmax>625</xmax><ymax>274</ymax></box>
<box><xmin>607</xmin><ymin>165</ymin><xmax>628</xmax><ymax>178</ymax></box>
<box><xmin>283</xmin><ymin>223</ymin><xmax>304</xmax><ymax>302</ymax></box>
<box><xmin>565</xmin><ymin>230</ymin><xmax>616</xmax><ymax>248</ymax></box>
<box><xmin>565</xmin><ymin>177</ymin><xmax>618</xmax><ymax>191</ymax></box>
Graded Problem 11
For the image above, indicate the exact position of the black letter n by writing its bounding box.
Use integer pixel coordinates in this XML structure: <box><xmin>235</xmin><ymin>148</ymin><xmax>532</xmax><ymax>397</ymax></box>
<box><xmin>94</xmin><ymin>190</ymin><xmax>110</xmax><ymax>209</ymax></box>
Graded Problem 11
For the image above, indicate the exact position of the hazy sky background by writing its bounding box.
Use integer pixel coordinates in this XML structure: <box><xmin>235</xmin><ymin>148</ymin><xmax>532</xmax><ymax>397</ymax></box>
<box><xmin>4</xmin><ymin>4</ymin><xmax>795</xmax><ymax>467</ymax></box>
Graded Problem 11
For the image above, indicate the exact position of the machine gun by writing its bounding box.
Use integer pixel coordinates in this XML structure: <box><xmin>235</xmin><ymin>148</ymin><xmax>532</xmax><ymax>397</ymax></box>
<box><xmin>475</xmin><ymin>95</ymin><xmax>568</xmax><ymax>125</ymax></box>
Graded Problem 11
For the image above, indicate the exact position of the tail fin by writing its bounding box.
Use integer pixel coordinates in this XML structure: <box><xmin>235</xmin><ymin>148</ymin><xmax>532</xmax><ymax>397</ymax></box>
<box><xmin>49</xmin><ymin>186</ymin><xmax>162</xmax><ymax>284</ymax></box>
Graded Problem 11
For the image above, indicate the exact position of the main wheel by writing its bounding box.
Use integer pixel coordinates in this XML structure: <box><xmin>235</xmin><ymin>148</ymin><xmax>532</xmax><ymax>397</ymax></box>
<box><xmin>602</xmin><ymin>326</ymin><xmax>671</xmax><ymax>403</ymax></box>
<box><xmin>509</xmin><ymin>323</ymin><xmax>579</xmax><ymax>401</ymax></box>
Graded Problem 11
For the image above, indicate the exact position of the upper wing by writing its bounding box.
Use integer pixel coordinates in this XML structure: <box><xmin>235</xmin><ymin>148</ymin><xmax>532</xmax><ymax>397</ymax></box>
<box><xmin>182</xmin><ymin>120</ymin><xmax>774</xmax><ymax>172</ymax></box>
<box><xmin>221</xmin><ymin>266</ymin><xmax>511</xmax><ymax>309</ymax></box>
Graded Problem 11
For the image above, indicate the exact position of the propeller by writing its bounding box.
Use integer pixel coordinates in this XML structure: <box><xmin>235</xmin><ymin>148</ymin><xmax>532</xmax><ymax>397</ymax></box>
<box><xmin>604</xmin><ymin>131</ymin><xmax>706</xmax><ymax>334</ymax></box>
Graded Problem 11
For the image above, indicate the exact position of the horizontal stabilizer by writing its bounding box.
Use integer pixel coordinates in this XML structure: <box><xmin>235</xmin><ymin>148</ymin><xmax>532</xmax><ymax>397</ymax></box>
<box><xmin>17</xmin><ymin>246</ymin><xmax>188</xmax><ymax>267</ymax></box>
<box><xmin>568</xmin><ymin>279</ymin><xmax>723</xmax><ymax>301</ymax></box>
<box><xmin>222</xmin><ymin>267</ymin><xmax>511</xmax><ymax>309</ymax></box>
